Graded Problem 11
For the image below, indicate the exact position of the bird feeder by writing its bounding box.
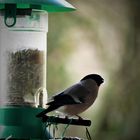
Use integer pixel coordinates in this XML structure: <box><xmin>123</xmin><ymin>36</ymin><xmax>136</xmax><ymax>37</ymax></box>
<box><xmin>0</xmin><ymin>0</ymin><xmax>75</xmax><ymax>139</ymax></box>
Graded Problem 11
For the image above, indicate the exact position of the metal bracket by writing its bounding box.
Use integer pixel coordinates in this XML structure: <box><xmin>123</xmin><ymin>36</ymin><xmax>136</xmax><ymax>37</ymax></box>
<box><xmin>4</xmin><ymin>4</ymin><xmax>17</xmax><ymax>27</ymax></box>
<box><xmin>4</xmin><ymin>4</ymin><xmax>32</xmax><ymax>27</ymax></box>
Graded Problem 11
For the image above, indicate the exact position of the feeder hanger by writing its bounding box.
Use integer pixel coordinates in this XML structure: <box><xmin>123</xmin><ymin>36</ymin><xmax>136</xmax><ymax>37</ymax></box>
<box><xmin>0</xmin><ymin>0</ymin><xmax>76</xmax><ymax>27</ymax></box>
<box><xmin>4</xmin><ymin>4</ymin><xmax>32</xmax><ymax>27</ymax></box>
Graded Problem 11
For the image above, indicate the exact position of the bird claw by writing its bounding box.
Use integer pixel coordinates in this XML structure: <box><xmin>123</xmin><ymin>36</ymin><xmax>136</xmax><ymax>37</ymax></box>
<box><xmin>65</xmin><ymin>115</ymin><xmax>69</xmax><ymax>119</ymax></box>
<box><xmin>76</xmin><ymin>115</ymin><xmax>83</xmax><ymax>120</ymax></box>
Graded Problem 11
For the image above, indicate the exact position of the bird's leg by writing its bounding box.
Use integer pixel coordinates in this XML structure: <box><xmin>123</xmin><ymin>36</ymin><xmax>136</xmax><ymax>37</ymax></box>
<box><xmin>76</xmin><ymin>115</ymin><xmax>83</xmax><ymax>120</ymax></box>
<box><xmin>65</xmin><ymin>115</ymin><xmax>69</xmax><ymax>119</ymax></box>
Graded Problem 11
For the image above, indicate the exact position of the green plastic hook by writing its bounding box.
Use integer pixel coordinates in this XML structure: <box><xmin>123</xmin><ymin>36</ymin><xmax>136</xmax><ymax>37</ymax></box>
<box><xmin>4</xmin><ymin>4</ymin><xmax>17</xmax><ymax>27</ymax></box>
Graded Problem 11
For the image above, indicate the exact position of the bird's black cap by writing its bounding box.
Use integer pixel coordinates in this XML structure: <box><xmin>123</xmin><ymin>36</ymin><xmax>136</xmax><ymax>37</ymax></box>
<box><xmin>81</xmin><ymin>74</ymin><xmax>104</xmax><ymax>86</ymax></box>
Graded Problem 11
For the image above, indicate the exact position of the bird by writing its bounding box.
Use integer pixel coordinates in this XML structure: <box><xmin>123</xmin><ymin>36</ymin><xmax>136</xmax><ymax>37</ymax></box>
<box><xmin>36</xmin><ymin>74</ymin><xmax>104</xmax><ymax>118</ymax></box>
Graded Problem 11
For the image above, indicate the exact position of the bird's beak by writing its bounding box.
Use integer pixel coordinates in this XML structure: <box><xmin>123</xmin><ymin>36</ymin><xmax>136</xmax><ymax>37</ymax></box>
<box><xmin>102</xmin><ymin>79</ymin><xmax>104</xmax><ymax>83</ymax></box>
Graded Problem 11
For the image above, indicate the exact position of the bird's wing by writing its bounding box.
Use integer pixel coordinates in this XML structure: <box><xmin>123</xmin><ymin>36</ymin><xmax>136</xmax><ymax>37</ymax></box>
<box><xmin>36</xmin><ymin>83</ymin><xmax>89</xmax><ymax>117</ymax></box>
<box><xmin>47</xmin><ymin>94</ymin><xmax>80</xmax><ymax>105</ymax></box>
<box><xmin>37</xmin><ymin>93</ymin><xmax>75</xmax><ymax>117</ymax></box>
<box><xmin>48</xmin><ymin>83</ymin><xmax>89</xmax><ymax>105</ymax></box>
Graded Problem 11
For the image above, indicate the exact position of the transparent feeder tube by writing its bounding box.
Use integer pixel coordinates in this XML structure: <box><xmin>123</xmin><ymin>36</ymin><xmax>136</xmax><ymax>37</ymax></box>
<box><xmin>0</xmin><ymin>10</ymin><xmax>48</xmax><ymax>107</ymax></box>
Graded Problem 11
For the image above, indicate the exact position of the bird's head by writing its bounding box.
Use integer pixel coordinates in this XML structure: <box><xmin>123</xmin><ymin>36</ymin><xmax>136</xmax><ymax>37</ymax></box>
<box><xmin>81</xmin><ymin>74</ymin><xmax>104</xmax><ymax>86</ymax></box>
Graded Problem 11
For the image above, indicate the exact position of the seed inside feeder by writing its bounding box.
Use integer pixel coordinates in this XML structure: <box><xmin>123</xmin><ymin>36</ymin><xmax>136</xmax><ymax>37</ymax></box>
<box><xmin>7</xmin><ymin>49</ymin><xmax>45</xmax><ymax>106</ymax></box>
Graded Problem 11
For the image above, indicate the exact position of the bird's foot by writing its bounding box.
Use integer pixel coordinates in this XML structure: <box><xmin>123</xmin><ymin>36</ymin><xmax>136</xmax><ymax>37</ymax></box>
<box><xmin>76</xmin><ymin>115</ymin><xmax>83</xmax><ymax>120</ymax></box>
<box><xmin>65</xmin><ymin>115</ymin><xmax>69</xmax><ymax>119</ymax></box>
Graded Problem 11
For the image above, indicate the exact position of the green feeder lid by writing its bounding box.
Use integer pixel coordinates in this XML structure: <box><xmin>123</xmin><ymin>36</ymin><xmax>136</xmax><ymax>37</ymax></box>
<box><xmin>0</xmin><ymin>0</ymin><xmax>76</xmax><ymax>12</ymax></box>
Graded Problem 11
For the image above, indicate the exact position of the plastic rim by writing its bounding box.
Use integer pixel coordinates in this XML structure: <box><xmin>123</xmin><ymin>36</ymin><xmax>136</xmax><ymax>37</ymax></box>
<box><xmin>0</xmin><ymin>106</ymin><xmax>50</xmax><ymax>139</ymax></box>
<box><xmin>0</xmin><ymin>0</ymin><xmax>76</xmax><ymax>12</ymax></box>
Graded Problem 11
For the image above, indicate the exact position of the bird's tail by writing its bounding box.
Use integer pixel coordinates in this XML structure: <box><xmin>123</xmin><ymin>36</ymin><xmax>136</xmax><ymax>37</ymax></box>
<box><xmin>36</xmin><ymin>104</ymin><xmax>60</xmax><ymax>118</ymax></box>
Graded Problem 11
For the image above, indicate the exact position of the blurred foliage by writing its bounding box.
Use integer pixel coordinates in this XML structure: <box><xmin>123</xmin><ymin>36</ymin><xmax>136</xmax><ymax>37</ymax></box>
<box><xmin>47</xmin><ymin>0</ymin><xmax>140</xmax><ymax>139</ymax></box>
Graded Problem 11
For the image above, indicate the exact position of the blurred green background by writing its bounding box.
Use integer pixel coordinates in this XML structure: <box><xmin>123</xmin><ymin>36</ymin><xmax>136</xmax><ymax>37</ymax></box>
<box><xmin>47</xmin><ymin>0</ymin><xmax>140</xmax><ymax>139</ymax></box>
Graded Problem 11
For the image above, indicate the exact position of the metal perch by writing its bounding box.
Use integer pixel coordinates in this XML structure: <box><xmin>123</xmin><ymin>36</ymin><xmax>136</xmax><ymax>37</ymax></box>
<box><xmin>40</xmin><ymin>115</ymin><xmax>92</xmax><ymax>127</ymax></box>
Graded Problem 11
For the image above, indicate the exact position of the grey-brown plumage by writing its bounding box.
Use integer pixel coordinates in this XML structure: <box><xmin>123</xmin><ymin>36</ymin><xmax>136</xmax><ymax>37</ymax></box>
<box><xmin>36</xmin><ymin>74</ymin><xmax>104</xmax><ymax>118</ymax></box>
